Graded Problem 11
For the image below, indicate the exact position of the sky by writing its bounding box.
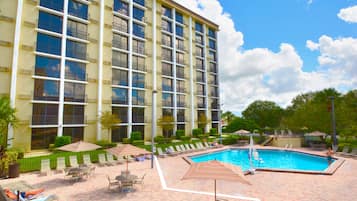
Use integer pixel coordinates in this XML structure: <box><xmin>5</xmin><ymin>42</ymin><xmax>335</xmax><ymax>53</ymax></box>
<box><xmin>174</xmin><ymin>0</ymin><xmax>357</xmax><ymax>115</ymax></box>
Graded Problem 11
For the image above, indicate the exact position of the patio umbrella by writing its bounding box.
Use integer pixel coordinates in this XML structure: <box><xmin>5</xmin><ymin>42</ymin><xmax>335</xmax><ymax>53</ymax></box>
<box><xmin>106</xmin><ymin>144</ymin><xmax>151</xmax><ymax>172</ymax></box>
<box><xmin>57</xmin><ymin>141</ymin><xmax>101</xmax><ymax>152</ymax></box>
<box><xmin>234</xmin><ymin>129</ymin><xmax>250</xmax><ymax>135</ymax></box>
<box><xmin>182</xmin><ymin>160</ymin><xmax>250</xmax><ymax>201</ymax></box>
<box><xmin>304</xmin><ymin>131</ymin><xmax>327</xmax><ymax>137</ymax></box>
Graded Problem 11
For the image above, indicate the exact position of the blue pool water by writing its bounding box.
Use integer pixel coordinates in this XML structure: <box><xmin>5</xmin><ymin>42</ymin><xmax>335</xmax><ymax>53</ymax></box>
<box><xmin>190</xmin><ymin>149</ymin><xmax>334</xmax><ymax>172</ymax></box>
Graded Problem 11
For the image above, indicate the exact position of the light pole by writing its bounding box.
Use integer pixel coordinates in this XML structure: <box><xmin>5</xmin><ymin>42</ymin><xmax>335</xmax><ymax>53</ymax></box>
<box><xmin>329</xmin><ymin>96</ymin><xmax>337</xmax><ymax>149</ymax></box>
<box><xmin>151</xmin><ymin>90</ymin><xmax>157</xmax><ymax>168</ymax></box>
<box><xmin>218</xmin><ymin>103</ymin><xmax>223</xmax><ymax>144</ymax></box>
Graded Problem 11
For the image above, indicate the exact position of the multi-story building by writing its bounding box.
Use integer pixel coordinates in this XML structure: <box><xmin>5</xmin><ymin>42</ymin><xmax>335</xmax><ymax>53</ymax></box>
<box><xmin>0</xmin><ymin>0</ymin><xmax>220</xmax><ymax>151</ymax></box>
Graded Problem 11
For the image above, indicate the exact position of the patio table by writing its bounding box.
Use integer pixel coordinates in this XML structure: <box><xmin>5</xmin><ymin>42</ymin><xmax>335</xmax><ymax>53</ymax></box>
<box><xmin>65</xmin><ymin>165</ymin><xmax>91</xmax><ymax>181</ymax></box>
<box><xmin>116</xmin><ymin>173</ymin><xmax>138</xmax><ymax>192</ymax></box>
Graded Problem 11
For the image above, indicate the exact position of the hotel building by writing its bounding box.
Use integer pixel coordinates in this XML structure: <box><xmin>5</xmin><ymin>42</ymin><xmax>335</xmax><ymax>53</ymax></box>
<box><xmin>0</xmin><ymin>0</ymin><xmax>220</xmax><ymax>151</ymax></box>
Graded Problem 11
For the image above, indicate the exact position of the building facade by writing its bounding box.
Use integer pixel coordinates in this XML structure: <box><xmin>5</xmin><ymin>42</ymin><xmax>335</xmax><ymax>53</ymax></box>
<box><xmin>0</xmin><ymin>0</ymin><xmax>220</xmax><ymax>151</ymax></box>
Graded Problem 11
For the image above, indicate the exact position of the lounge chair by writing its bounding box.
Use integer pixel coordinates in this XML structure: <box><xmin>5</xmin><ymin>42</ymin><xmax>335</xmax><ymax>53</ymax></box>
<box><xmin>289</xmin><ymin>144</ymin><xmax>293</xmax><ymax>149</ymax></box>
<box><xmin>98</xmin><ymin>153</ymin><xmax>110</xmax><ymax>166</ymax></box>
<box><xmin>56</xmin><ymin>157</ymin><xmax>66</xmax><ymax>173</ymax></box>
<box><xmin>350</xmin><ymin>148</ymin><xmax>357</xmax><ymax>157</ymax></box>
<box><xmin>179</xmin><ymin>144</ymin><xmax>189</xmax><ymax>153</ymax></box>
<box><xmin>116</xmin><ymin>156</ymin><xmax>126</xmax><ymax>164</ymax></box>
<box><xmin>125</xmin><ymin>155</ymin><xmax>135</xmax><ymax>162</ymax></box>
<box><xmin>157</xmin><ymin>147</ymin><xmax>167</xmax><ymax>158</ymax></box>
<box><xmin>199</xmin><ymin>142</ymin><xmax>208</xmax><ymax>150</ymax></box>
<box><xmin>106</xmin><ymin>153</ymin><xmax>118</xmax><ymax>165</ymax></box>
<box><xmin>337</xmin><ymin>146</ymin><xmax>350</xmax><ymax>156</ymax></box>
<box><xmin>83</xmin><ymin>154</ymin><xmax>93</xmax><ymax>166</ymax></box>
<box><xmin>195</xmin><ymin>142</ymin><xmax>205</xmax><ymax>150</ymax></box>
<box><xmin>69</xmin><ymin>155</ymin><xmax>79</xmax><ymax>168</ymax></box>
<box><xmin>167</xmin><ymin>146</ymin><xmax>179</xmax><ymax>156</ymax></box>
<box><xmin>40</xmin><ymin>159</ymin><xmax>51</xmax><ymax>175</ymax></box>
<box><xmin>107</xmin><ymin>175</ymin><xmax>121</xmax><ymax>190</ymax></box>
<box><xmin>189</xmin><ymin>144</ymin><xmax>199</xmax><ymax>151</ymax></box>
<box><xmin>174</xmin><ymin>145</ymin><xmax>183</xmax><ymax>153</ymax></box>
<box><xmin>184</xmin><ymin>144</ymin><xmax>193</xmax><ymax>152</ymax></box>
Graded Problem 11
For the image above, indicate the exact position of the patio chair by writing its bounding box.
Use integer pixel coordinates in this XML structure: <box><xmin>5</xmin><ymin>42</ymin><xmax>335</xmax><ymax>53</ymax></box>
<box><xmin>189</xmin><ymin>144</ymin><xmax>198</xmax><ymax>151</ymax></box>
<box><xmin>125</xmin><ymin>155</ymin><xmax>135</xmax><ymax>162</ymax></box>
<box><xmin>288</xmin><ymin>144</ymin><xmax>293</xmax><ymax>149</ymax></box>
<box><xmin>116</xmin><ymin>156</ymin><xmax>126</xmax><ymax>164</ymax></box>
<box><xmin>199</xmin><ymin>142</ymin><xmax>208</xmax><ymax>150</ymax></box>
<box><xmin>56</xmin><ymin>157</ymin><xmax>66</xmax><ymax>173</ymax></box>
<box><xmin>184</xmin><ymin>144</ymin><xmax>193</xmax><ymax>152</ymax></box>
<box><xmin>107</xmin><ymin>175</ymin><xmax>121</xmax><ymax>190</ymax></box>
<box><xmin>179</xmin><ymin>144</ymin><xmax>189</xmax><ymax>153</ymax></box>
<box><xmin>69</xmin><ymin>155</ymin><xmax>79</xmax><ymax>168</ymax></box>
<box><xmin>350</xmin><ymin>148</ymin><xmax>357</xmax><ymax>157</ymax></box>
<box><xmin>167</xmin><ymin>146</ymin><xmax>179</xmax><ymax>156</ymax></box>
<box><xmin>133</xmin><ymin>173</ymin><xmax>146</xmax><ymax>187</ymax></box>
<box><xmin>175</xmin><ymin>145</ymin><xmax>184</xmax><ymax>153</ymax></box>
<box><xmin>157</xmin><ymin>147</ymin><xmax>167</xmax><ymax>158</ymax></box>
<box><xmin>98</xmin><ymin>153</ymin><xmax>109</xmax><ymax>166</ymax></box>
<box><xmin>83</xmin><ymin>154</ymin><xmax>93</xmax><ymax>166</ymax></box>
<box><xmin>204</xmin><ymin>142</ymin><xmax>213</xmax><ymax>149</ymax></box>
<box><xmin>40</xmin><ymin>159</ymin><xmax>51</xmax><ymax>176</ymax></box>
<box><xmin>195</xmin><ymin>142</ymin><xmax>205</xmax><ymax>150</ymax></box>
<box><xmin>106</xmin><ymin>153</ymin><xmax>117</xmax><ymax>165</ymax></box>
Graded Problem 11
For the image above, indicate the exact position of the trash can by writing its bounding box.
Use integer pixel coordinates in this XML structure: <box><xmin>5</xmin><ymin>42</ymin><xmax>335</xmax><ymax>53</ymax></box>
<box><xmin>8</xmin><ymin>163</ymin><xmax>20</xmax><ymax>178</ymax></box>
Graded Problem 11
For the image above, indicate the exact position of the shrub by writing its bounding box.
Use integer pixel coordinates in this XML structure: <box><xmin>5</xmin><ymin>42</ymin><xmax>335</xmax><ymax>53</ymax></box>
<box><xmin>180</xmin><ymin>136</ymin><xmax>191</xmax><ymax>142</ymax></box>
<box><xmin>54</xmin><ymin>136</ymin><xmax>71</xmax><ymax>147</ymax></box>
<box><xmin>192</xmin><ymin>128</ymin><xmax>203</xmax><ymax>137</ymax></box>
<box><xmin>95</xmin><ymin>140</ymin><xmax>116</xmax><ymax>149</ymax></box>
<box><xmin>122</xmin><ymin>138</ymin><xmax>131</xmax><ymax>144</ymax></box>
<box><xmin>222</xmin><ymin>137</ymin><xmax>236</xmax><ymax>145</ymax></box>
<box><xmin>7</xmin><ymin>147</ymin><xmax>25</xmax><ymax>159</ymax></box>
<box><xmin>132</xmin><ymin>140</ymin><xmax>144</xmax><ymax>146</ymax></box>
<box><xmin>176</xmin><ymin>130</ymin><xmax>185</xmax><ymax>139</ymax></box>
<box><xmin>130</xmin><ymin>131</ymin><xmax>142</xmax><ymax>142</ymax></box>
<box><xmin>48</xmin><ymin>144</ymin><xmax>55</xmax><ymax>152</ymax></box>
<box><xmin>209</xmin><ymin>128</ymin><xmax>217</xmax><ymax>135</ymax></box>
<box><xmin>198</xmin><ymin>134</ymin><xmax>209</xmax><ymax>140</ymax></box>
<box><xmin>154</xmin><ymin>136</ymin><xmax>166</xmax><ymax>144</ymax></box>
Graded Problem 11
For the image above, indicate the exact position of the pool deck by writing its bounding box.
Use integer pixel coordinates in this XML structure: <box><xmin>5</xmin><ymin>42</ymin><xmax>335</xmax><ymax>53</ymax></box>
<box><xmin>1</xmin><ymin>145</ymin><xmax>356</xmax><ymax>201</ymax></box>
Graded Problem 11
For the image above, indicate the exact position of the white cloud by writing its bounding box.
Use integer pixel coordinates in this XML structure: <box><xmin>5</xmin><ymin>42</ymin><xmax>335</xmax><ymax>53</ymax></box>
<box><xmin>337</xmin><ymin>5</ymin><xmax>357</xmax><ymax>23</ymax></box>
<box><xmin>174</xmin><ymin>0</ymin><xmax>357</xmax><ymax>114</ymax></box>
<box><xmin>307</xmin><ymin>0</ymin><xmax>313</xmax><ymax>5</ymax></box>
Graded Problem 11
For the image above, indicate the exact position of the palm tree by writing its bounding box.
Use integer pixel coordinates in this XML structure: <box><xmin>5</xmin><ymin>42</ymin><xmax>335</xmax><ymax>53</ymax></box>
<box><xmin>198</xmin><ymin>113</ymin><xmax>209</xmax><ymax>133</ymax></box>
<box><xmin>99</xmin><ymin>111</ymin><xmax>121</xmax><ymax>142</ymax></box>
<box><xmin>0</xmin><ymin>96</ymin><xmax>17</xmax><ymax>147</ymax></box>
<box><xmin>158</xmin><ymin>115</ymin><xmax>175</xmax><ymax>138</ymax></box>
<box><xmin>221</xmin><ymin>111</ymin><xmax>235</xmax><ymax>124</ymax></box>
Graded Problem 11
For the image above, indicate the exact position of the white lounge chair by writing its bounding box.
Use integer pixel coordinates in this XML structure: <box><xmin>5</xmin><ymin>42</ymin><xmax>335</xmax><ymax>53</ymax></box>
<box><xmin>157</xmin><ymin>147</ymin><xmax>168</xmax><ymax>158</ymax></box>
<box><xmin>167</xmin><ymin>146</ymin><xmax>179</xmax><ymax>156</ymax></box>
<box><xmin>69</xmin><ymin>155</ymin><xmax>79</xmax><ymax>168</ymax></box>
<box><xmin>184</xmin><ymin>144</ymin><xmax>193</xmax><ymax>152</ymax></box>
<box><xmin>83</xmin><ymin>154</ymin><xmax>93</xmax><ymax>166</ymax></box>
<box><xmin>106</xmin><ymin>153</ymin><xmax>118</xmax><ymax>165</ymax></box>
<box><xmin>179</xmin><ymin>144</ymin><xmax>189</xmax><ymax>153</ymax></box>
<box><xmin>40</xmin><ymin>159</ymin><xmax>51</xmax><ymax>175</ymax></box>
<box><xmin>98</xmin><ymin>153</ymin><xmax>109</xmax><ymax>166</ymax></box>
<box><xmin>56</xmin><ymin>157</ymin><xmax>66</xmax><ymax>173</ymax></box>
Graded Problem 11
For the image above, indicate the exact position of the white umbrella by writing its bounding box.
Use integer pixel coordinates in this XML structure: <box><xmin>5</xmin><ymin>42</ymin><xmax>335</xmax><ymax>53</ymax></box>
<box><xmin>57</xmin><ymin>141</ymin><xmax>101</xmax><ymax>152</ymax></box>
<box><xmin>234</xmin><ymin>129</ymin><xmax>250</xmax><ymax>135</ymax></box>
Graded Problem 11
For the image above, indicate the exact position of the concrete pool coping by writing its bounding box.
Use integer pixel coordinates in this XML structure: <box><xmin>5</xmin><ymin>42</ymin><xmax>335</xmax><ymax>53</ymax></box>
<box><xmin>182</xmin><ymin>147</ymin><xmax>345</xmax><ymax>175</ymax></box>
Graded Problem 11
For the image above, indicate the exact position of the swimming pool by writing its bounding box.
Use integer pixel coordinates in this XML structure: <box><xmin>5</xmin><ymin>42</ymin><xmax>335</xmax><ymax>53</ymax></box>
<box><xmin>189</xmin><ymin>149</ymin><xmax>334</xmax><ymax>172</ymax></box>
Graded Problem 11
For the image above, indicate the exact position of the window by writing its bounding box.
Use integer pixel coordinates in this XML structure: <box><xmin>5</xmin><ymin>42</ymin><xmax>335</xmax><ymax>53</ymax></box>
<box><xmin>195</xmin><ymin>22</ymin><xmax>203</xmax><ymax>33</ymax></box>
<box><xmin>196</xmin><ymin>58</ymin><xmax>204</xmax><ymax>70</ymax></box>
<box><xmin>162</xmin><ymin>108</ymin><xmax>173</xmax><ymax>116</ymax></box>
<box><xmin>209</xmin><ymin>51</ymin><xmax>216</xmax><ymax>61</ymax></box>
<box><xmin>132</xmin><ymin>72</ymin><xmax>145</xmax><ymax>88</ymax></box>
<box><xmin>176</xmin><ymin>52</ymin><xmax>184</xmax><ymax>65</ymax></box>
<box><xmin>112</xmin><ymin>88</ymin><xmax>128</xmax><ymax>104</ymax></box>
<box><xmin>176</xmin><ymin>38</ymin><xmax>184</xmax><ymax>51</ymax></box>
<box><xmin>176</xmin><ymin>66</ymin><xmax>184</xmax><ymax>78</ymax></box>
<box><xmin>112</xmin><ymin>107</ymin><xmax>128</xmax><ymax>123</ymax></box>
<box><xmin>196</xmin><ymin>71</ymin><xmax>205</xmax><ymax>83</ymax></box>
<box><xmin>32</xmin><ymin>103</ymin><xmax>58</xmax><ymax>125</ymax></box>
<box><xmin>197</xmin><ymin>84</ymin><xmax>205</xmax><ymax>95</ymax></box>
<box><xmin>132</xmin><ymin>108</ymin><xmax>144</xmax><ymax>123</ymax></box>
<box><xmin>68</xmin><ymin>0</ymin><xmax>88</xmax><ymax>20</ymax></box>
<box><xmin>162</xmin><ymin>78</ymin><xmax>173</xmax><ymax>91</ymax></box>
<box><xmin>63</xmin><ymin>127</ymin><xmax>84</xmax><ymax>142</ymax></box>
<box><xmin>177</xmin><ymin>94</ymin><xmax>185</xmax><ymax>107</ymax></box>
<box><xmin>177</xmin><ymin>109</ymin><xmax>185</xmax><ymax>122</ymax></box>
<box><xmin>64</xmin><ymin>82</ymin><xmax>85</xmax><ymax>102</ymax></box>
<box><xmin>162</xmin><ymin>93</ymin><xmax>173</xmax><ymax>107</ymax></box>
<box><xmin>211</xmin><ymin>87</ymin><xmax>219</xmax><ymax>97</ymax></box>
<box><xmin>114</xmin><ymin>0</ymin><xmax>129</xmax><ymax>16</ymax></box>
<box><xmin>211</xmin><ymin>111</ymin><xmax>219</xmax><ymax>121</ymax></box>
<box><xmin>112</xmin><ymin>51</ymin><xmax>128</xmax><ymax>67</ymax></box>
<box><xmin>196</xmin><ymin>46</ymin><xmax>204</xmax><ymax>57</ymax></box>
<box><xmin>197</xmin><ymin>97</ymin><xmax>206</xmax><ymax>108</ymax></box>
<box><xmin>162</xmin><ymin>48</ymin><xmax>172</xmax><ymax>61</ymax></box>
<box><xmin>132</xmin><ymin>90</ymin><xmax>145</xmax><ymax>105</ymax></box>
<box><xmin>133</xmin><ymin>39</ymin><xmax>145</xmax><ymax>54</ymax></box>
<box><xmin>65</xmin><ymin>60</ymin><xmax>86</xmax><ymax>81</ymax></box>
<box><xmin>66</xmin><ymin>40</ymin><xmax>87</xmax><ymax>60</ymax></box>
<box><xmin>177</xmin><ymin>80</ymin><xmax>185</xmax><ymax>93</ymax></box>
<box><xmin>113</xmin><ymin>34</ymin><xmax>128</xmax><ymax>50</ymax></box>
<box><xmin>67</xmin><ymin>20</ymin><xmax>87</xmax><ymax>39</ymax></box>
<box><xmin>31</xmin><ymin>128</ymin><xmax>57</xmax><ymax>149</ymax></box>
<box><xmin>112</xmin><ymin>126</ymin><xmax>127</xmax><ymax>142</ymax></box>
<box><xmin>162</xmin><ymin>62</ymin><xmax>172</xmax><ymax>76</ymax></box>
<box><xmin>177</xmin><ymin>124</ymin><xmax>185</xmax><ymax>131</ymax></box>
<box><xmin>112</xmin><ymin>69</ymin><xmax>128</xmax><ymax>86</ymax></box>
<box><xmin>175</xmin><ymin>12</ymin><xmax>183</xmax><ymax>24</ymax></box>
<box><xmin>210</xmin><ymin>63</ymin><xmax>217</xmax><ymax>73</ymax></box>
<box><xmin>133</xmin><ymin>7</ymin><xmax>144</xmax><ymax>21</ymax></box>
<box><xmin>195</xmin><ymin>33</ymin><xmax>203</xmax><ymax>45</ymax></box>
<box><xmin>36</xmin><ymin>33</ymin><xmax>61</xmax><ymax>55</ymax></box>
<box><xmin>34</xmin><ymin>79</ymin><xmax>59</xmax><ymax>101</ymax></box>
<box><xmin>132</xmin><ymin>56</ymin><xmax>145</xmax><ymax>71</ymax></box>
<box><xmin>133</xmin><ymin>23</ymin><xmax>145</xmax><ymax>38</ymax></box>
<box><xmin>208</xmin><ymin>28</ymin><xmax>216</xmax><ymax>38</ymax></box>
<box><xmin>113</xmin><ymin>16</ymin><xmax>128</xmax><ymax>33</ymax></box>
<box><xmin>209</xmin><ymin>39</ymin><xmax>216</xmax><ymax>50</ymax></box>
<box><xmin>133</xmin><ymin>0</ymin><xmax>145</xmax><ymax>7</ymax></box>
<box><xmin>40</xmin><ymin>0</ymin><xmax>63</xmax><ymax>12</ymax></box>
<box><xmin>38</xmin><ymin>11</ymin><xmax>62</xmax><ymax>33</ymax></box>
<box><xmin>211</xmin><ymin>99</ymin><xmax>219</xmax><ymax>109</ymax></box>
<box><xmin>162</xmin><ymin>19</ymin><xmax>172</xmax><ymax>33</ymax></box>
<box><xmin>176</xmin><ymin>25</ymin><xmax>183</xmax><ymax>37</ymax></box>
<box><xmin>210</xmin><ymin>74</ymin><xmax>218</xmax><ymax>85</ymax></box>
<box><xmin>35</xmin><ymin>56</ymin><xmax>60</xmax><ymax>78</ymax></box>
<box><xmin>162</xmin><ymin>6</ymin><xmax>172</xmax><ymax>18</ymax></box>
<box><xmin>63</xmin><ymin>105</ymin><xmax>84</xmax><ymax>124</ymax></box>
<box><xmin>161</xmin><ymin>34</ymin><xmax>172</xmax><ymax>47</ymax></box>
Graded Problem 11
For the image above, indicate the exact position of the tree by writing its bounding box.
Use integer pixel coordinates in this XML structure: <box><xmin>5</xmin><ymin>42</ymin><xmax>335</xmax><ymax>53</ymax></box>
<box><xmin>99</xmin><ymin>111</ymin><xmax>121</xmax><ymax>142</ymax></box>
<box><xmin>223</xmin><ymin>117</ymin><xmax>259</xmax><ymax>133</ymax></box>
<box><xmin>158</xmin><ymin>115</ymin><xmax>175</xmax><ymax>138</ymax></box>
<box><xmin>0</xmin><ymin>96</ymin><xmax>17</xmax><ymax>147</ymax></box>
<box><xmin>198</xmin><ymin>113</ymin><xmax>209</xmax><ymax>133</ymax></box>
<box><xmin>221</xmin><ymin>111</ymin><xmax>235</xmax><ymax>124</ymax></box>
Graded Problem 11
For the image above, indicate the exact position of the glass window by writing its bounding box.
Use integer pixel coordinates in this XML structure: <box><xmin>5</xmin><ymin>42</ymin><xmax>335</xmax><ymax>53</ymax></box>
<box><xmin>196</xmin><ymin>46</ymin><xmax>204</xmax><ymax>57</ymax></box>
<box><xmin>197</xmin><ymin>84</ymin><xmax>205</xmax><ymax>95</ymax></box>
<box><xmin>209</xmin><ymin>51</ymin><xmax>216</xmax><ymax>61</ymax></box>
<box><xmin>132</xmin><ymin>90</ymin><xmax>145</xmax><ymax>105</ymax></box>
<box><xmin>176</xmin><ymin>38</ymin><xmax>184</xmax><ymax>51</ymax></box>
<box><xmin>112</xmin><ymin>88</ymin><xmax>128</xmax><ymax>104</ymax></box>
<box><xmin>112</xmin><ymin>107</ymin><xmax>128</xmax><ymax>123</ymax></box>
<box><xmin>195</xmin><ymin>33</ymin><xmax>203</xmax><ymax>45</ymax></box>
<box><xmin>162</xmin><ymin>6</ymin><xmax>172</xmax><ymax>18</ymax></box>
<box><xmin>36</xmin><ymin>33</ymin><xmax>61</xmax><ymax>55</ymax></box>
<box><xmin>63</xmin><ymin>105</ymin><xmax>84</xmax><ymax>124</ymax></box>
<box><xmin>132</xmin><ymin>72</ymin><xmax>145</xmax><ymax>88</ymax></box>
<box><xmin>210</xmin><ymin>74</ymin><xmax>218</xmax><ymax>85</ymax></box>
<box><xmin>176</xmin><ymin>52</ymin><xmax>184</xmax><ymax>65</ymax></box>
<box><xmin>176</xmin><ymin>25</ymin><xmax>183</xmax><ymax>37</ymax></box>
<box><xmin>161</xmin><ymin>34</ymin><xmax>172</xmax><ymax>47</ymax></box>
<box><xmin>66</xmin><ymin>40</ymin><xmax>87</xmax><ymax>60</ymax></box>
<box><xmin>162</xmin><ymin>108</ymin><xmax>173</xmax><ymax>116</ymax></box>
<box><xmin>211</xmin><ymin>99</ymin><xmax>219</xmax><ymax>109</ymax></box>
<box><xmin>133</xmin><ymin>23</ymin><xmax>145</xmax><ymax>38</ymax></box>
<box><xmin>177</xmin><ymin>109</ymin><xmax>185</xmax><ymax>122</ymax></box>
<box><xmin>32</xmin><ymin>103</ymin><xmax>58</xmax><ymax>125</ymax></box>
<box><xmin>68</xmin><ymin>0</ymin><xmax>88</xmax><ymax>20</ymax></box>
<box><xmin>133</xmin><ymin>0</ymin><xmax>145</xmax><ymax>7</ymax></box>
<box><xmin>64</xmin><ymin>82</ymin><xmax>85</xmax><ymax>102</ymax></box>
<box><xmin>175</xmin><ymin>12</ymin><xmax>183</xmax><ymax>24</ymax></box>
<box><xmin>177</xmin><ymin>94</ymin><xmax>185</xmax><ymax>107</ymax></box>
<box><xmin>113</xmin><ymin>34</ymin><xmax>128</xmax><ymax>50</ymax></box>
<box><xmin>113</xmin><ymin>16</ymin><xmax>128</xmax><ymax>33</ymax></box>
<box><xmin>197</xmin><ymin>97</ymin><xmax>206</xmax><ymax>108</ymax></box>
<box><xmin>195</xmin><ymin>22</ymin><xmax>203</xmax><ymax>33</ymax></box>
<box><xmin>132</xmin><ymin>56</ymin><xmax>145</xmax><ymax>71</ymax></box>
<box><xmin>211</xmin><ymin>111</ymin><xmax>219</xmax><ymax>121</ymax></box>
<box><xmin>162</xmin><ymin>19</ymin><xmax>172</xmax><ymax>33</ymax></box>
<box><xmin>176</xmin><ymin>66</ymin><xmax>184</xmax><ymax>78</ymax></box>
<box><xmin>196</xmin><ymin>71</ymin><xmax>205</xmax><ymax>83</ymax></box>
<box><xmin>133</xmin><ymin>39</ymin><xmax>145</xmax><ymax>54</ymax></box>
<box><xmin>162</xmin><ymin>78</ymin><xmax>173</xmax><ymax>91</ymax></box>
<box><xmin>67</xmin><ymin>20</ymin><xmax>87</xmax><ymax>39</ymax></box>
<box><xmin>40</xmin><ymin>0</ymin><xmax>63</xmax><ymax>12</ymax></box>
<box><xmin>114</xmin><ymin>0</ymin><xmax>129</xmax><ymax>16</ymax></box>
<box><xmin>210</xmin><ymin>63</ymin><xmax>217</xmax><ymax>73</ymax></box>
<box><xmin>209</xmin><ymin>39</ymin><xmax>216</xmax><ymax>50</ymax></box>
<box><xmin>208</xmin><ymin>28</ymin><xmax>216</xmax><ymax>38</ymax></box>
<box><xmin>63</xmin><ymin>127</ymin><xmax>84</xmax><ymax>142</ymax></box>
<box><xmin>38</xmin><ymin>11</ymin><xmax>62</xmax><ymax>33</ymax></box>
<box><xmin>211</xmin><ymin>86</ymin><xmax>219</xmax><ymax>97</ymax></box>
<box><xmin>196</xmin><ymin>58</ymin><xmax>204</xmax><ymax>70</ymax></box>
<box><xmin>35</xmin><ymin>56</ymin><xmax>60</xmax><ymax>78</ymax></box>
<box><xmin>162</xmin><ymin>62</ymin><xmax>172</xmax><ymax>76</ymax></box>
<box><xmin>177</xmin><ymin>80</ymin><xmax>185</xmax><ymax>93</ymax></box>
<box><xmin>162</xmin><ymin>48</ymin><xmax>172</xmax><ymax>61</ymax></box>
<box><xmin>31</xmin><ymin>128</ymin><xmax>57</xmax><ymax>149</ymax></box>
<box><xmin>112</xmin><ymin>69</ymin><xmax>128</xmax><ymax>86</ymax></box>
<box><xmin>132</xmin><ymin>125</ymin><xmax>144</xmax><ymax>138</ymax></box>
<box><xmin>112</xmin><ymin>126</ymin><xmax>128</xmax><ymax>142</ymax></box>
<box><xmin>112</xmin><ymin>51</ymin><xmax>128</xmax><ymax>67</ymax></box>
<box><xmin>162</xmin><ymin>93</ymin><xmax>173</xmax><ymax>107</ymax></box>
<box><xmin>132</xmin><ymin>108</ymin><xmax>145</xmax><ymax>123</ymax></box>
<box><xmin>177</xmin><ymin>124</ymin><xmax>185</xmax><ymax>131</ymax></box>
<box><xmin>133</xmin><ymin>7</ymin><xmax>145</xmax><ymax>21</ymax></box>
<box><xmin>34</xmin><ymin>79</ymin><xmax>59</xmax><ymax>101</ymax></box>
<box><xmin>65</xmin><ymin>60</ymin><xmax>86</xmax><ymax>81</ymax></box>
